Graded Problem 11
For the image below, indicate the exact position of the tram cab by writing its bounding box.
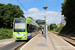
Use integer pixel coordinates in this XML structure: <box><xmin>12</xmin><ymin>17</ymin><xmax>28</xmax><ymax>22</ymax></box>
<box><xmin>13</xmin><ymin>18</ymin><xmax>39</xmax><ymax>40</ymax></box>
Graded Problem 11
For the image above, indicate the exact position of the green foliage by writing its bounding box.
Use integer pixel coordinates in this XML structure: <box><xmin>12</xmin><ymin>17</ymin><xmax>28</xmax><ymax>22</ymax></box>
<box><xmin>48</xmin><ymin>26</ymin><xmax>50</xmax><ymax>31</ymax></box>
<box><xmin>0</xmin><ymin>3</ymin><xmax>24</xmax><ymax>28</ymax></box>
<box><xmin>27</xmin><ymin>17</ymin><xmax>34</xmax><ymax>21</ymax></box>
<box><xmin>55</xmin><ymin>26</ymin><xmax>64</xmax><ymax>32</ymax></box>
<box><xmin>36</xmin><ymin>19</ymin><xmax>40</xmax><ymax>23</ymax></box>
<box><xmin>0</xmin><ymin>28</ymin><xmax>13</xmax><ymax>39</ymax></box>
<box><xmin>61</xmin><ymin>0</ymin><xmax>75</xmax><ymax>34</ymax></box>
<box><xmin>49</xmin><ymin>23</ymin><xmax>57</xmax><ymax>30</ymax></box>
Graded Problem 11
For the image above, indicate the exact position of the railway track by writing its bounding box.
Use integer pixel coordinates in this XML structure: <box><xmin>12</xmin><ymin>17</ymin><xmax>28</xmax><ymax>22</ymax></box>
<box><xmin>0</xmin><ymin>40</ymin><xmax>28</xmax><ymax>50</ymax></box>
<box><xmin>0</xmin><ymin>32</ymin><xmax>39</xmax><ymax>50</ymax></box>
<box><xmin>15</xmin><ymin>40</ymin><xmax>29</xmax><ymax>50</ymax></box>
<box><xmin>51</xmin><ymin>31</ymin><xmax>75</xmax><ymax>47</ymax></box>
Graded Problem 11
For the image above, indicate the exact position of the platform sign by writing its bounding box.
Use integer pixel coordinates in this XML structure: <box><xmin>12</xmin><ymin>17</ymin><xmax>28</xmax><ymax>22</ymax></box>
<box><xmin>37</xmin><ymin>20</ymin><xmax>45</xmax><ymax>24</ymax></box>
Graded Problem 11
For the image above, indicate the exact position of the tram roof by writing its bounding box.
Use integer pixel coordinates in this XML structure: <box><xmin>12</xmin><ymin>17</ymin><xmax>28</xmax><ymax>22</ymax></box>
<box><xmin>26</xmin><ymin>17</ymin><xmax>39</xmax><ymax>27</ymax></box>
<box><xmin>14</xmin><ymin>18</ymin><xmax>39</xmax><ymax>27</ymax></box>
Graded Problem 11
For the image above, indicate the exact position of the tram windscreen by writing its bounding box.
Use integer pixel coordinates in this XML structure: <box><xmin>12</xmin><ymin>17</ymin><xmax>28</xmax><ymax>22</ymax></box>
<box><xmin>14</xmin><ymin>18</ymin><xmax>26</xmax><ymax>32</ymax></box>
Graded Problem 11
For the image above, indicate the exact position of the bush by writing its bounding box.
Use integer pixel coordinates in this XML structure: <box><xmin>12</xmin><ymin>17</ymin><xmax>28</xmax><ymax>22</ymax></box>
<box><xmin>55</xmin><ymin>26</ymin><xmax>64</xmax><ymax>32</ymax></box>
<box><xmin>0</xmin><ymin>28</ymin><xmax>13</xmax><ymax>39</ymax></box>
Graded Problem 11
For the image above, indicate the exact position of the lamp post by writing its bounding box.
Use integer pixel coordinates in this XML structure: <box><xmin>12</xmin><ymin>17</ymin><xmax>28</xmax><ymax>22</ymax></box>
<box><xmin>43</xmin><ymin>7</ymin><xmax>48</xmax><ymax>18</ymax></box>
<box><xmin>43</xmin><ymin>7</ymin><xmax>48</xmax><ymax>43</ymax></box>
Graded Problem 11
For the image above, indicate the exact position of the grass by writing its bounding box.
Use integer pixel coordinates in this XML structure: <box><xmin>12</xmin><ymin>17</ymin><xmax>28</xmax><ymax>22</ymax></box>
<box><xmin>55</xmin><ymin>26</ymin><xmax>64</xmax><ymax>33</ymax></box>
<box><xmin>50</xmin><ymin>26</ymin><xmax>64</xmax><ymax>33</ymax></box>
<box><xmin>50</xmin><ymin>26</ymin><xmax>75</xmax><ymax>37</ymax></box>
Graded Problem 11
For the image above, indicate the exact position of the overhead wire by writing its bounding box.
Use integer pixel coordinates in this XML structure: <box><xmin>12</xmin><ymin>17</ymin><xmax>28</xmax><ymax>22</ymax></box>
<box><xmin>17</xmin><ymin>0</ymin><xmax>33</xmax><ymax>17</ymax></box>
<box><xmin>51</xmin><ymin>11</ymin><xmax>61</xmax><ymax>22</ymax></box>
<box><xmin>50</xmin><ymin>0</ymin><xmax>61</xmax><ymax>24</ymax></box>
<box><xmin>50</xmin><ymin>11</ymin><xmax>61</xmax><ymax>24</ymax></box>
<box><xmin>17</xmin><ymin>0</ymin><xmax>61</xmax><ymax>22</ymax></box>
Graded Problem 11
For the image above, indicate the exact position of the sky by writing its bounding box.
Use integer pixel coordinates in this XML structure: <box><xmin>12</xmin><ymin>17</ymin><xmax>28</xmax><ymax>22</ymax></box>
<box><xmin>0</xmin><ymin>0</ymin><xmax>64</xmax><ymax>25</ymax></box>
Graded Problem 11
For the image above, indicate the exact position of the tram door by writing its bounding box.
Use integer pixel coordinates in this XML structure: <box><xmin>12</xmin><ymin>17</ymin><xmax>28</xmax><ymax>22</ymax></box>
<box><xmin>27</xmin><ymin>24</ymin><xmax>36</xmax><ymax>37</ymax></box>
<box><xmin>27</xmin><ymin>24</ymin><xmax>32</xmax><ymax>33</ymax></box>
<box><xmin>27</xmin><ymin>24</ymin><xmax>36</xmax><ymax>32</ymax></box>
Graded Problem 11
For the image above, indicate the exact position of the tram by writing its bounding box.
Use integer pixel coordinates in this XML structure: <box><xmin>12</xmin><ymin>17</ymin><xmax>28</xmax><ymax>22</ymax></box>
<box><xmin>13</xmin><ymin>17</ymin><xmax>39</xmax><ymax>40</ymax></box>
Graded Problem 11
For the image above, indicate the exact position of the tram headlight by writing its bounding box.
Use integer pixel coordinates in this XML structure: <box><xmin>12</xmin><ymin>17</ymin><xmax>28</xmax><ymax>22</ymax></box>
<box><xmin>13</xmin><ymin>34</ymin><xmax>16</xmax><ymax>37</ymax></box>
<box><xmin>23</xmin><ymin>34</ymin><xmax>26</xmax><ymax>37</ymax></box>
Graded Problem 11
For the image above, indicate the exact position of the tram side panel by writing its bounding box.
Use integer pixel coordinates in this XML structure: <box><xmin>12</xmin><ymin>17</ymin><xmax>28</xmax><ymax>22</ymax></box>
<box><xmin>27</xmin><ymin>24</ymin><xmax>37</xmax><ymax>39</ymax></box>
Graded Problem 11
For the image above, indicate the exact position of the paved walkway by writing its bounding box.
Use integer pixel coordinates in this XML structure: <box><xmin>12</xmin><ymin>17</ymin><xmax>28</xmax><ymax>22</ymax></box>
<box><xmin>0</xmin><ymin>38</ymin><xmax>15</xmax><ymax>48</ymax></box>
<box><xmin>21</xmin><ymin>32</ymin><xmax>75</xmax><ymax>50</ymax></box>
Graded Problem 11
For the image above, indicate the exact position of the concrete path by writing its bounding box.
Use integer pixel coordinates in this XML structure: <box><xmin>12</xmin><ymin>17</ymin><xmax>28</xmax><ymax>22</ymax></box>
<box><xmin>0</xmin><ymin>38</ymin><xmax>15</xmax><ymax>48</ymax></box>
<box><xmin>21</xmin><ymin>32</ymin><xmax>75</xmax><ymax>50</ymax></box>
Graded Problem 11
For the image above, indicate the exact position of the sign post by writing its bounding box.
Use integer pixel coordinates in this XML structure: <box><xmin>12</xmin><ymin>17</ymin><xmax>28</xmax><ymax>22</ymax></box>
<box><xmin>37</xmin><ymin>19</ymin><xmax>48</xmax><ymax>43</ymax></box>
<box><xmin>43</xmin><ymin>7</ymin><xmax>48</xmax><ymax>43</ymax></box>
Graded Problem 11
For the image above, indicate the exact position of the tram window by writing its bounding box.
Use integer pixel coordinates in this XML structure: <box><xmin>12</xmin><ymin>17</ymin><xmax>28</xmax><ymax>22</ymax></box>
<box><xmin>27</xmin><ymin>24</ymin><xmax>33</xmax><ymax>33</ymax></box>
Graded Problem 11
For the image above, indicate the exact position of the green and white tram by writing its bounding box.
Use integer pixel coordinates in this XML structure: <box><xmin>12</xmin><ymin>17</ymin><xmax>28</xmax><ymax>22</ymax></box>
<box><xmin>13</xmin><ymin>17</ymin><xmax>39</xmax><ymax>40</ymax></box>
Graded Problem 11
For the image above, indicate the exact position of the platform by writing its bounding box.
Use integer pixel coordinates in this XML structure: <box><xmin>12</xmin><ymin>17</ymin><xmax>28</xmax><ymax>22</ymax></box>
<box><xmin>20</xmin><ymin>32</ymin><xmax>75</xmax><ymax>50</ymax></box>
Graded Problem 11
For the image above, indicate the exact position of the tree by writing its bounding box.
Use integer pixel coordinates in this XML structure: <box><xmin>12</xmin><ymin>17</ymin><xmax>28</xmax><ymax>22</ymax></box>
<box><xmin>61</xmin><ymin>0</ymin><xmax>75</xmax><ymax>33</ymax></box>
<box><xmin>0</xmin><ymin>3</ymin><xmax>25</xmax><ymax>28</ymax></box>
<box><xmin>49</xmin><ymin>23</ymin><xmax>57</xmax><ymax>30</ymax></box>
<box><xmin>27</xmin><ymin>17</ymin><xmax>34</xmax><ymax>21</ymax></box>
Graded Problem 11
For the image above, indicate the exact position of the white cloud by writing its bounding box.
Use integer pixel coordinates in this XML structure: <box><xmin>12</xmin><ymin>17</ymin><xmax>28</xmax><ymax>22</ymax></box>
<box><xmin>28</xmin><ymin>8</ymin><xmax>39</xmax><ymax>12</ymax></box>
<box><xmin>24</xmin><ymin>8</ymin><xmax>62</xmax><ymax>25</ymax></box>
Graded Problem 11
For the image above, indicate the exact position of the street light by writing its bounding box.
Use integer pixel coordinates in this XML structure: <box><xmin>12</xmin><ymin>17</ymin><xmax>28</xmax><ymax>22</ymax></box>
<box><xmin>43</xmin><ymin>7</ymin><xmax>48</xmax><ymax>10</ymax></box>
<box><xmin>43</xmin><ymin>7</ymin><xmax>48</xmax><ymax>43</ymax></box>
<box><xmin>43</xmin><ymin>7</ymin><xmax>48</xmax><ymax>18</ymax></box>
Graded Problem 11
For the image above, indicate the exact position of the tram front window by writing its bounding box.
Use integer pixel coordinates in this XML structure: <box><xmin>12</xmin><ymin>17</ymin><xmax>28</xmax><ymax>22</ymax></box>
<box><xmin>14</xmin><ymin>18</ymin><xmax>26</xmax><ymax>32</ymax></box>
